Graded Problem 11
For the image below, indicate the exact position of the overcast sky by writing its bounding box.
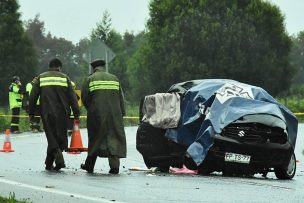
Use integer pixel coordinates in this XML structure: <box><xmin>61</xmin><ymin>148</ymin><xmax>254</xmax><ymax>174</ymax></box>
<box><xmin>18</xmin><ymin>0</ymin><xmax>304</xmax><ymax>44</ymax></box>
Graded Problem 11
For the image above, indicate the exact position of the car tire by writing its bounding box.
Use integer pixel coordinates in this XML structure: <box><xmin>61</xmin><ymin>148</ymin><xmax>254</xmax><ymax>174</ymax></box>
<box><xmin>197</xmin><ymin>160</ymin><xmax>215</xmax><ymax>175</ymax></box>
<box><xmin>198</xmin><ymin>167</ymin><xmax>213</xmax><ymax>175</ymax></box>
<box><xmin>274</xmin><ymin>152</ymin><xmax>296</xmax><ymax>180</ymax></box>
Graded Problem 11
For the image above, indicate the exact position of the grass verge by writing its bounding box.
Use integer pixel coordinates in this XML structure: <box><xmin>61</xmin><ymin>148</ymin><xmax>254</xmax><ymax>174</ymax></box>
<box><xmin>0</xmin><ymin>193</ymin><xmax>31</xmax><ymax>203</ymax></box>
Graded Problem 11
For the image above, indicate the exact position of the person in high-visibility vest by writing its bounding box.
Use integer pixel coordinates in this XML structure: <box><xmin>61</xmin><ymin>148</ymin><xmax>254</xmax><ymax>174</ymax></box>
<box><xmin>28</xmin><ymin>58</ymin><xmax>80</xmax><ymax>171</ymax></box>
<box><xmin>9</xmin><ymin>76</ymin><xmax>23</xmax><ymax>134</ymax></box>
<box><xmin>26</xmin><ymin>77</ymin><xmax>42</xmax><ymax>133</ymax></box>
<box><xmin>67</xmin><ymin>81</ymin><xmax>79</xmax><ymax>136</ymax></box>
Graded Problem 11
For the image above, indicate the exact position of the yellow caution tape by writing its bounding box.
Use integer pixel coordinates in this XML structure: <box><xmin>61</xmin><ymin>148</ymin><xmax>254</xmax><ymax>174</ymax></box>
<box><xmin>2</xmin><ymin>112</ymin><xmax>304</xmax><ymax>119</ymax></box>
<box><xmin>294</xmin><ymin>112</ymin><xmax>304</xmax><ymax>116</ymax></box>
<box><xmin>123</xmin><ymin>116</ymin><xmax>140</xmax><ymax>119</ymax></box>
<box><xmin>0</xmin><ymin>115</ymin><xmax>31</xmax><ymax>118</ymax></box>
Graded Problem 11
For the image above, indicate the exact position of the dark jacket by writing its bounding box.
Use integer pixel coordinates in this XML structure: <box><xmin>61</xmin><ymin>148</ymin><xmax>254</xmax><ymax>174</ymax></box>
<box><xmin>29</xmin><ymin>68</ymin><xmax>80</xmax><ymax>152</ymax></box>
<box><xmin>81</xmin><ymin>67</ymin><xmax>126</xmax><ymax>158</ymax></box>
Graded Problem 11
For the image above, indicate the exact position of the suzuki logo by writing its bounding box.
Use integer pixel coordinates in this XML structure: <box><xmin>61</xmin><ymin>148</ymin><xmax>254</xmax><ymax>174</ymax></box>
<box><xmin>238</xmin><ymin>130</ymin><xmax>245</xmax><ymax>137</ymax></box>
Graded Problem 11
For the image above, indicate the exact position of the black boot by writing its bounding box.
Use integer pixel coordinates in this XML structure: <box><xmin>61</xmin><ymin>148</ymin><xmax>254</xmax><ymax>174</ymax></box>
<box><xmin>109</xmin><ymin>168</ymin><xmax>119</xmax><ymax>174</ymax></box>
<box><xmin>109</xmin><ymin>156</ymin><xmax>120</xmax><ymax>174</ymax></box>
<box><xmin>45</xmin><ymin>153</ymin><xmax>55</xmax><ymax>171</ymax></box>
<box><xmin>53</xmin><ymin>149</ymin><xmax>66</xmax><ymax>171</ymax></box>
<box><xmin>80</xmin><ymin>164</ymin><xmax>93</xmax><ymax>173</ymax></box>
<box><xmin>80</xmin><ymin>156</ymin><xmax>97</xmax><ymax>173</ymax></box>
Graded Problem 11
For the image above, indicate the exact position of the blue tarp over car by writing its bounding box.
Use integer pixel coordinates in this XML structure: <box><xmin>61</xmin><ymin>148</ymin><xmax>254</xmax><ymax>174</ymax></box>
<box><xmin>165</xmin><ymin>79</ymin><xmax>298</xmax><ymax>165</ymax></box>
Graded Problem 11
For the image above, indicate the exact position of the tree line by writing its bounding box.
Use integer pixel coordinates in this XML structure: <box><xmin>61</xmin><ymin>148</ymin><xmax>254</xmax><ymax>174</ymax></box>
<box><xmin>1</xmin><ymin>0</ymin><xmax>304</xmax><ymax>106</ymax></box>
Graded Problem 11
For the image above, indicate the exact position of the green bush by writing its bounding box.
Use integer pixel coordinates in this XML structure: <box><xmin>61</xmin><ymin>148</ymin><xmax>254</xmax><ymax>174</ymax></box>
<box><xmin>0</xmin><ymin>107</ymin><xmax>31</xmax><ymax>133</ymax></box>
<box><xmin>277</xmin><ymin>97</ymin><xmax>304</xmax><ymax>122</ymax></box>
<box><xmin>0</xmin><ymin>192</ymin><xmax>31</xmax><ymax>203</ymax></box>
<box><xmin>277</xmin><ymin>97</ymin><xmax>304</xmax><ymax>112</ymax></box>
<box><xmin>124</xmin><ymin>103</ymin><xmax>140</xmax><ymax>126</ymax></box>
<box><xmin>0</xmin><ymin>108</ymin><xmax>10</xmax><ymax>132</ymax></box>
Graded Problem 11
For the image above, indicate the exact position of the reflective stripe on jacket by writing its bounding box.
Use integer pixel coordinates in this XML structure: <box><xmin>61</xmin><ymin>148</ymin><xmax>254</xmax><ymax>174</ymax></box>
<box><xmin>28</xmin><ymin>69</ymin><xmax>80</xmax><ymax>119</ymax></box>
<box><xmin>40</xmin><ymin>77</ymin><xmax>68</xmax><ymax>87</ymax></box>
<box><xmin>89</xmin><ymin>80</ymin><xmax>120</xmax><ymax>91</ymax></box>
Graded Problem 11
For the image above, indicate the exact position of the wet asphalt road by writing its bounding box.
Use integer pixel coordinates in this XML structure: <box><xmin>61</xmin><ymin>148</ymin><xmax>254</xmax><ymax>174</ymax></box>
<box><xmin>0</xmin><ymin>125</ymin><xmax>303</xmax><ymax>203</ymax></box>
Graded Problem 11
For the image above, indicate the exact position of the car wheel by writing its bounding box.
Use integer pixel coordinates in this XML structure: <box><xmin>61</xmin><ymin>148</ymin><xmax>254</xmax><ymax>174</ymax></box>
<box><xmin>274</xmin><ymin>152</ymin><xmax>296</xmax><ymax>180</ymax></box>
<box><xmin>198</xmin><ymin>167</ymin><xmax>214</xmax><ymax>175</ymax></box>
<box><xmin>197</xmin><ymin>160</ymin><xmax>215</xmax><ymax>175</ymax></box>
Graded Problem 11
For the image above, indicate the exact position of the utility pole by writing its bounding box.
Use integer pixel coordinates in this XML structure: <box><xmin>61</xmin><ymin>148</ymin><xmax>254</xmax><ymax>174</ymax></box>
<box><xmin>88</xmin><ymin>51</ymin><xmax>92</xmax><ymax>74</ymax></box>
<box><xmin>105</xmin><ymin>46</ymin><xmax>109</xmax><ymax>72</ymax></box>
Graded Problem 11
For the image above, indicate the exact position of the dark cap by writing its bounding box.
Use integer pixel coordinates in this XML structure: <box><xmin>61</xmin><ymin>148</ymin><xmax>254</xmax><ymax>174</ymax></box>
<box><xmin>90</xmin><ymin>59</ymin><xmax>105</xmax><ymax>69</ymax></box>
<box><xmin>12</xmin><ymin>76</ymin><xmax>20</xmax><ymax>82</ymax></box>
<box><xmin>49</xmin><ymin>58</ymin><xmax>62</xmax><ymax>68</ymax></box>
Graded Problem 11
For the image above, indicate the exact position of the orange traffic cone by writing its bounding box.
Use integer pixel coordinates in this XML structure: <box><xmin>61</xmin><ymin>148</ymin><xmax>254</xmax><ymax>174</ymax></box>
<box><xmin>0</xmin><ymin>129</ymin><xmax>15</xmax><ymax>152</ymax></box>
<box><xmin>66</xmin><ymin>120</ymin><xmax>87</xmax><ymax>154</ymax></box>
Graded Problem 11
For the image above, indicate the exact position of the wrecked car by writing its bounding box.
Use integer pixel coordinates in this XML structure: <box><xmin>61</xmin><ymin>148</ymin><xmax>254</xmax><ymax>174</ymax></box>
<box><xmin>136</xmin><ymin>79</ymin><xmax>298</xmax><ymax>179</ymax></box>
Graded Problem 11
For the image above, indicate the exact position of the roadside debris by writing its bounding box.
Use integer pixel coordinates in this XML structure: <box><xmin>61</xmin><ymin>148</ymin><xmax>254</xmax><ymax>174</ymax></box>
<box><xmin>169</xmin><ymin>165</ymin><xmax>198</xmax><ymax>175</ymax></box>
<box><xmin>128</xmin><ymin>167</ymin><xmax>151</xmax><ymax>171</ymax></box>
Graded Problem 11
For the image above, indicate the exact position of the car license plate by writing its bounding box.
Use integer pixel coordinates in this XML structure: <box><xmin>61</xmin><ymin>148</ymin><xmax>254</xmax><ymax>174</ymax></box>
<box><xmin>225</xmin><ymin>152</ymin><xmax>251</xmax><ymax>164</ymax></box>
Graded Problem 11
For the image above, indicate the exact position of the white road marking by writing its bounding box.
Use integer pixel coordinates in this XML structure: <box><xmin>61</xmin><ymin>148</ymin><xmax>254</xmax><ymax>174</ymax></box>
<box><xmin>0</xmin><ymin>178</ymin><xmax>126</xmax><ymax>203</ymax></box>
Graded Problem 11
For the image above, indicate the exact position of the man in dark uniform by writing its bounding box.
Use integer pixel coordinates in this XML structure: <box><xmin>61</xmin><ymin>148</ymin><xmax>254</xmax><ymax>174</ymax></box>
<box><xmin>80</xmin><ymin>59</ymin><xmax>126</xmax><ymax>174</ymax></box>
<box><xmin>29</xmin><ymin>58</ymin><xmax>80</xmax><ymax>171</ymax></box>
